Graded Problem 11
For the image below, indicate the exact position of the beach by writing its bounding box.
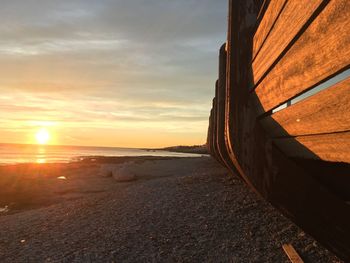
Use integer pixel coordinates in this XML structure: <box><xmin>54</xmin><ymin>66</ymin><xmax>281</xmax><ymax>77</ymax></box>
<box><xmin>0</xmin><ymin>156</ymin><xmax>341</xmax><ymax>262</ymax></box>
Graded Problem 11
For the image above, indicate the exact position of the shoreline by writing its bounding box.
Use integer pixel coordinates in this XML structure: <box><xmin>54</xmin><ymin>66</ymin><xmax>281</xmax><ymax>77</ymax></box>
<box><xmin>0</xmin><ymin>156</ymin><xmax>193</xmax><ymax>215</ymax></box>
<box><xmin>145</xmin><ymin>144</ymin><xmax>209</xmax><ymax>155</ymax></box>
<box><xmin>0</xmin><ymin>156</ymin><xmax>342</xmax><ymax>262</ymax></box>
<box><xmin>0</xmin><ymin>143</ymin><xmax>207</xmax><ymax>166</ymax></box>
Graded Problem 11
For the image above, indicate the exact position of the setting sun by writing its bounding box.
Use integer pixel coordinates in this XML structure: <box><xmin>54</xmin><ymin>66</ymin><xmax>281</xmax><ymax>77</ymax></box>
<box><xmin>35</xmin><ymin>128</ymin><xmax>50</xmax><ymax>145</ymax></box>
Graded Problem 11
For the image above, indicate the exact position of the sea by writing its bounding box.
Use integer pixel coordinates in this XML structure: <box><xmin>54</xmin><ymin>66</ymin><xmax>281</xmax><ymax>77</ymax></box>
<box><xmin>0</xmin><ymin>143</ymin><xmax>203</xmax><ymax>165</ymax></box>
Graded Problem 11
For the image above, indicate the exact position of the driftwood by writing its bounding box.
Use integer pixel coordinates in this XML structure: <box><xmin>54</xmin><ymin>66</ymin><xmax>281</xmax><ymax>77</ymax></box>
<box><xmin>282</xmin><ymin>244</ymin><xmax>304</xmax><ymax>263</ymax></box>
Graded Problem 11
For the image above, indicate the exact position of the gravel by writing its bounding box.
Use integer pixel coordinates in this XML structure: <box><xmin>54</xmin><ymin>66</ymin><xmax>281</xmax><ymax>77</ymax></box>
<box><xmin>0</xmin><ymin>157</ymin><xmax>342</xmax><ymax>262</ymax></box>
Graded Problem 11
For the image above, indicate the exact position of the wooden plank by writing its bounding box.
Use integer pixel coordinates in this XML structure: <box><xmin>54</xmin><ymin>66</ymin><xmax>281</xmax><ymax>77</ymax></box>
<box><xmin>253</xmin><ymin>0</ymin><xmax>350</xmax><ymax>113</ymax></box>
<box><xmin>260</xmin><ymin>78</ymin><xmax>350</xmax><ymax>137</ymax></box>
<box><xmin>216</xmin><ymin>45</ymin><xmax>233</xmax><ymax>169</ymax></box>
<box><xmin>274</xmin><ymin>132</ymin><xmax>350</xmax><ymax>163</ymax></box>
<box><xmin>252</xmin><ymin>0</ymin><xmax>323</xmax><ymax>85</ymax></box>
<box><xmin>212</xmin><ymin>98</ymin><xmax>220</xmax><ymax>162</ymax></box>
<box><xmin>207</xmin><ymin>109</ymin><xmax>213</xmax><ymax>154</ymax></box>
<box><xmin>252</xmin><ymin>0</ymin><xmax>287</xmax><ymax>60</ymax></box>
<box><xmin>215</xmin><ymin>80</ymin><xmax>226</xmax><ymax>166</ymax></box>
<box><xmin>282</xmin><ymin>244</ymin><xmax>304</xmax><ymax>263</ymax></box>
<box><xmin>224</xmin><ymin>1</ymin><xmax>350</xmax><ymax>259</ymax></box>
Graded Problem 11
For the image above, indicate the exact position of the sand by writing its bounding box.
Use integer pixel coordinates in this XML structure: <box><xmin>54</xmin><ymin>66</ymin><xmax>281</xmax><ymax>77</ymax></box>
<box><xmin>0</xmin><ymin>156</ymin><xmax>342</xmax><ymax>262</ymax></box>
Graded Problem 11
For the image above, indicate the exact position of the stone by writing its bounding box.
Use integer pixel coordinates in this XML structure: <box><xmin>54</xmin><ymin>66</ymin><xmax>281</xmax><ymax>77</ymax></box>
<box><xmin>99</xmin><ymin>164</ymin><xmax>114</xmax><ymax>177</ymax></box>
<box><xmin>112</xmin><ymin>164</ymin><xmax>136</xmax><ymax>182</ymax></box>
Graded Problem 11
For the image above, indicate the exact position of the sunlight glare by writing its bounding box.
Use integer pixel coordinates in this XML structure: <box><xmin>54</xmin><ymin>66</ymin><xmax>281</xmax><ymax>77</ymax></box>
<box><xmin>35</xmin><ymin>128</ymin><xmax>50</xmax><ymax>145</ymax></box>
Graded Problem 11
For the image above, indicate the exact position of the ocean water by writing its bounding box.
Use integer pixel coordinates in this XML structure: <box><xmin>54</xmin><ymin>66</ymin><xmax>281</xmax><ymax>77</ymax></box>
<box><xmin>0</xmin><ymin>143</ymin><xmax>203</xmax><ymax>164</ymax></box>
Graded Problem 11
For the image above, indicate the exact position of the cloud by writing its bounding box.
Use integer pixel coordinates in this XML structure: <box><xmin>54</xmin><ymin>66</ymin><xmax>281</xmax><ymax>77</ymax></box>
<box><xmin>0</xmin><ymin>0</ymin><xmax>227</xmax><ymax>147</ymax></box>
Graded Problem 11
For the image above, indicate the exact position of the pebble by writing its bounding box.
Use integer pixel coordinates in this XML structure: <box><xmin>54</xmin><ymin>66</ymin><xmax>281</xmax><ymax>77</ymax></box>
<box><xmin>0</xmin><ymin>157</ymin><xmax>342</xmax><ymax>263</ymax></box>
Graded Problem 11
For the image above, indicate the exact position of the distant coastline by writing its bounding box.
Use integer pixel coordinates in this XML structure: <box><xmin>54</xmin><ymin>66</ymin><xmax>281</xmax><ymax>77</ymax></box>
<box><xmin>0</xmin><ymin>143</ymin><xmax>204</xmax><ymax>165</ymax></box>
<box><xmin>147</xmin><ymin>145</ymin><xmax>208</xmax><ymax>155</ymax></box>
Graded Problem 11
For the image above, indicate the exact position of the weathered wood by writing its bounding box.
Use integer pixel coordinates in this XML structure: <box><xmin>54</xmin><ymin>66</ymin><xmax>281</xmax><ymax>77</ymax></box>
<box><xmin>213</xmin><ymin>96</ymin><xmax>226</xmax><ymax>165</ymax></box>
<box><xmin>274</xmin><ymin>132</ymin><xmax>350</xmax><ymax>163</ymax></box>
<box><xmin>207</xmin><ymin>110</ymin><xmax>213</xmax><ymax>154</ymax></box>
<box><xmin>256</xmin><ymin>0</ymin><xmax>268</xmax><ymax>21</ymax></box>
<box><xmin>226</xmin><ymin>0</ymin><xmax>262</xmax><ymax>161</ymax></box>
<box><xmin>260</xmin><ymin>77</ymin><xmax>350</xmax><ymax>137</ymax></box>
<box><xmin>207</xmin><ymin>113</ymin><xmax>212</xmax><ymax>153</ymax></box>
<box><xmin>224</xmin><ymin>0</ymin><xmax>266</xmax><ymax>193</ymax></box>
<box><xmin>292</xmin><ymin>159</ymin><xmax>350</xmax><ymax>201</ymax></box>
<box><xmin>216</xmin><ymin>45</ymin><xmax>236</xmax><ymax>171</ymax></box>
<box><xmin>252</xmin><ymin>0</ymin><xmax>287</xmax><ymax>60</ymax></box>
<box><xmin>254</xmin><ymin>0</ymin><xmax>350</xmax><ymax>114</ymax></box>
<box><xmin>209</xmin><ymin>103</ymin><xmax>217</xmax><ymax>161</ymax></box>
<box><xmin>211</xmin><ymin>98</ymin><xmax>221</xmax><ymax>163</ymax></box>
<box><xmin>215</xmin><ymin>80</ymin><xmax>226</xmax><ymax>166</ymax></box>
<box><xmin>269</xmin><ymin>144</ymin><xmax>350</xmax><ymax>260</ymax></box>
<box><xmin>282</xmin><ymin>244</ymin><xmax>304</xmax><ymax>263</ymax></box>
<box><xmin>210</xmin><ymin>0</ymin><xmax>350</xmax><ymax>260</ymax></box>
<box><xmin>252</xmin><ymin>0</ymin><xmax>323</xmax><ymax>85</ymax></box>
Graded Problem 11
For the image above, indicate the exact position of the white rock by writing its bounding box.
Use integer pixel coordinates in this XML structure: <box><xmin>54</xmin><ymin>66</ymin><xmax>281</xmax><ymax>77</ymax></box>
<box><xmin>112</xmin><ymin>164</ymin><xmax>136</xmax><ymax>182</ymax></box>
<box><xmin>0</xmin><ymin>206</ymin><xmax>9</xmax><ymax>213</ymax></box>
<box><xmin>99</xmin><ymin>164</ymin><xmax>115</xmax><ymax>177</ymax></box>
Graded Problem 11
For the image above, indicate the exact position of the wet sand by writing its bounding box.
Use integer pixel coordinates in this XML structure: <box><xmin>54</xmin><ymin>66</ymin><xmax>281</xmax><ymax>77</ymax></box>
<box><xmin>0</xmin><ymin>157</ymin><xmax>342</xmax><ymax>262</ymax></box>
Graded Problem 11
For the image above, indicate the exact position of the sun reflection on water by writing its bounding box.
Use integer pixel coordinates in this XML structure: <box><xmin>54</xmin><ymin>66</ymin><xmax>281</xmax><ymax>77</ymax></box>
<box><xmin>36</xmin><ymin>147</ymin><xmax>47</xmax><ymax>164</ymax></box>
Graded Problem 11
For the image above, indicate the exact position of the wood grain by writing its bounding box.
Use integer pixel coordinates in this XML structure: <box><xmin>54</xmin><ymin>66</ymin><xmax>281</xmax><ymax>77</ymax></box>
<box><xmin>212</xmin><ymin>97</ymin><xmax>221</xmax><ymax>163</ymax></box>
<box><xmin>252</xmin><ymin>0</ymin><xmax>323</xmax><ymax>85</ymax></box>
<box><xmin>214</xmin><ymin>1</ymin><xmax>350</xmax><ymax>260</ymax></box>
<box><xmin>282</xmin><ymin>244</ymin><xmax>304</xmax><ymax>263</ymax></box>
<box><xmin>252</xmin><ymin>0</ymin><xmax>287</xmax><ymax>60</ymax></box>
<box><xmin>207</xmin><ymin>109</ymin><xmax>213</xmax><ymax>154</ymax></box>
<box><xmin>274</xmin><ymin>131</ymin><xmax>350</xmax><ymax>163</ymax></box>
<box><xmin>254</xmin><ymin>0</ymin><xmax>350</xmax><ymax>113</ymax></box>
<box><xmin>260</xmin><ymin>77</ymin><xmax>350</xmax><ymax>137</ymax></box>
<box><xmin>216</xmin><ymin>45</ymin><xmax>235</xmax><ymax>170</ymax></box>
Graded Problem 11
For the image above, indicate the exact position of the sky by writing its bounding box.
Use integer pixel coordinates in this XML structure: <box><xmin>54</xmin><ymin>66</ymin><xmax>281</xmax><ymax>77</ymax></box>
<box><xmin>0</xmin><ymin>0</ymin><xmax>228</xmax><ymax>148</ymax></box>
